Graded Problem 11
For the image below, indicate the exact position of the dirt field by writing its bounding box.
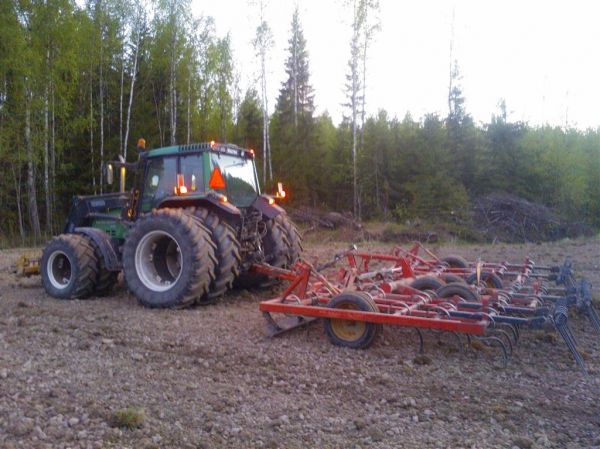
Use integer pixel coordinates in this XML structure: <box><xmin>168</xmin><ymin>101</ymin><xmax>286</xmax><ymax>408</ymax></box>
<box><xmin>1</xmin><ymin>237</ymin><xmax>600</xmax><ymax>449</ymax></box>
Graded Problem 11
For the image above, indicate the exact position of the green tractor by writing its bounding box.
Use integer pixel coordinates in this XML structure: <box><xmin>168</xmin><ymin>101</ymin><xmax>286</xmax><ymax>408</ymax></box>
<box><xmin>40</xmin><ymin>140</ymin><xmax>302</xmax><ymax>308</ymax></box>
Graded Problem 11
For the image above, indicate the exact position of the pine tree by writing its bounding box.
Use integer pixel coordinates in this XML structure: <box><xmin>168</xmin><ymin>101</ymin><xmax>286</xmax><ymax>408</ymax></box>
<box><xmin>275</xmin><ymin>7</ymin><xmax>314</xmax><ymax>132</ymax></box>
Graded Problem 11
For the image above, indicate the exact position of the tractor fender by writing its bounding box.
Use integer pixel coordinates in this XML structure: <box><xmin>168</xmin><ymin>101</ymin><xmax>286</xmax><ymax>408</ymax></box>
<box><xmin>74</xmin><ymin>227</ymin><xmax>122</xmax><ymax>271</ymax></box>
<box><xmin>251</xmin><ymin>195</ymin><xmax>285</xmax><ymax>219</ymax></box>
<box><xmin>157</xmin><ymin>195</ymin><xmax>241</xmax><ymax>221</ymax></box>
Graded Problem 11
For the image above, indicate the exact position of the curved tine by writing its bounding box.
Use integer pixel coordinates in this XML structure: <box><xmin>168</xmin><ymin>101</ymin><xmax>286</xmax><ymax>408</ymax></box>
<box><xmin>476</xmin><ymin>336</ymin><xmax>509</xmax><ymax>369</ymax></box>
<box><xmin>440</xmin><ymin>301</ymin><xmax>458</xmax><ymax>311</ymax></box>
<box><xmin>497</xmin><ymin>322</ymin><xmax>519</xmax><ymax>346</ymax></box>
<box><xmin>451</xmin><ymin>332</ymin><xmax>465</xmax><ymax>354</ymax></box>
<box><xmin>433</xmin><ymin>306</ymin><xmax>452</xmax><ymax>318</ymax></box>
<box><xmin>414</xmin><ymin>328</ymin><xmax>425</xmax><ymax>354</ymax></box>
<box><xmin>491</xmin><ymin>328</ymin><xmax>513</xmax><ymax>357</ymax></box>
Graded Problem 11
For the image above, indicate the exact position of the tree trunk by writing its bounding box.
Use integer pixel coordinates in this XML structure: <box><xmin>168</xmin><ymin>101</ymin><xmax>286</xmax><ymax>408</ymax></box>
<box><xmin>169</xmin><ymin>10</ymin><xmax>177</xmax><ymax>146</ymax></box>
<box><xmin>90</xmin><ymin>65</ymin><xmax>96</xmax><ymax>192</ymax></box>
<box><xmin>43</xmin><ymin>70</ymin><xmax>50</xmax><ymax>233</ymax></box>
<box><xmin>119</xmin><ymin>52</ymin><xmax>124</xmax><ymax>156</ymax></box>
<box><xmin>99</xmin><ymin>39</ymin><xmax>105</xmax><ymax>192</ymax></box>
<box><xmin>11</xmin><ymin>163</ymin><xmax>25</xmax><ymax>241</ymax></box>
<box><xmin>50</xmin><ymin>81</ymin><xmax>56</xmax><ymax>233</ymax></box>
<box><xmin>123</xmin><ymin>26</ymin><xmax>140</xmax><ymax>160</ymax></box>
<box><xmin>186</xmin><ymin>67</ymin><xmax>191</xmax><ymax>144</ymax></box>
<box><xmin>25</xmin><ymin>88</ymin><xmax>41</xmax><ymax>239</ymax></box>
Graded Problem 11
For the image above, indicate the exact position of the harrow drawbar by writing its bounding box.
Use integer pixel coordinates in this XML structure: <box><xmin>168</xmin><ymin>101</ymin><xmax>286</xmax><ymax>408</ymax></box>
<box><xmin>255</xmin><ymin>244</ymin><xmax>598</xmax><ymax>371</ymax></box>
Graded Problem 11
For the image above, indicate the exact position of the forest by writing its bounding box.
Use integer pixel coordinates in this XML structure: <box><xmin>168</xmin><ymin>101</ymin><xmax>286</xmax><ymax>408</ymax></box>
<box><xmin>1</xmin><ymin>0</ymin><xmax>599</xmax><ymax>245</ymax></box>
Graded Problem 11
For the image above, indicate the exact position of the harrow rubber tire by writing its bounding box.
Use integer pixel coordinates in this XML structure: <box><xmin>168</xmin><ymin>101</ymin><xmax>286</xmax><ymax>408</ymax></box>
<box><xmin>41</xmin><ymin>233</ymin><xmax>99</xmax><ymax>300</ymax></box>
<box><xmin>86</xmin><ymin>237</ymin><xmax>118</xmax><ymax>297</ymax></box>
<box><xmin>466</xmin><ymin>271</ymin><xmax>503</xmax><ymax>289</ymax></box>
<box><xmin>324</xmin><ymin>292</ymin><xmax>380</xmax><ymax>349</ymax></box>
<box><xmin>436</xmin><ymin>283</ymin><xmax>480</xmax><ymax>302</ymax></box>
<box><xmin>190</xmin><ymin>207</ymin><xmax>241</xmax><ymax>303</ymax></box>
<box><xmin>441</xmin><ymin>255</ymin><xmax>469</xmax><ymax>269</ymax></box>
<box><xmin>123</xmin><ymin>209</ymin><xmax>216</xmax><ymax>309</ymax></box>
<box><xmin>410</xmin><ymin>276</ymin><xmax>445</xmax><ymax>292</ymax></box>
<box><xmin>443</xmin><ymin>274</ymin><xmax>466</xmax><ymax>284</ymax></box>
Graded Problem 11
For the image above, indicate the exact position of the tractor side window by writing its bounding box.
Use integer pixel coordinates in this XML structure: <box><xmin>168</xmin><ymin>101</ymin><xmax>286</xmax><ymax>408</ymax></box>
<box><xmin>180</xmin><ymin>154</ymin><xmax>203</xmax><ymax>192</ymax></box>
<box><xmin>141</xmin><ymin>157</ymin><xmax>177</xmax><ymax>212</ymax></box>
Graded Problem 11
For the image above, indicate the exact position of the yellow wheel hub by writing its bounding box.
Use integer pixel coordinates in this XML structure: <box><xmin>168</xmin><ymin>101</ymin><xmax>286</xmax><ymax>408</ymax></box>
<box><xmin>329</xmin><ymin>303</ymin><xmax>366</xmax><ymax>342</ymax></box>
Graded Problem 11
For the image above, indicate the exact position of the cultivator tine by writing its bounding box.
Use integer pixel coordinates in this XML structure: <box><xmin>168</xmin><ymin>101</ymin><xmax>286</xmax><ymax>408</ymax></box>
<box><xmin>494</xmin><ymin>322</ymin><xmax>519</xmax><ymax>347</ymax></box>
<box><xmin>553</xmin><ymin>301</ymin><xmax>586</xmax><ymax>372</ymax></box>
<box><xmin>490</xmin><ymin>328</ymin><xmax>514</xmax><ymax>357</ymax></box>
<box><xmin>473</xmin><ymin>335</ymin><xmax>509</xmax><ymax>368</ymax></box>
<box><xmin>584</xmin><ymin>303</ymin><xmax>600</xmax><ymax>334</ymax></box>
<box><xmin>414</xmin><ymin>328</ymin><xmax>424</xmax><ymax>354</ymax></box>
<box><xmin>577</xmin><ymin>279</ymin><xmax>600</xmax><ymax>334</ymax></box>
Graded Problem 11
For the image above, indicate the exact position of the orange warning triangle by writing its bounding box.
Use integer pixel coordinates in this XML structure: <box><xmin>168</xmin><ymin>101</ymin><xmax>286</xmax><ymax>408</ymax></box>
<box><xmin>208</xmin><ymin>166</ymin><xmax>226</xmax><ymax>189</ymax></box>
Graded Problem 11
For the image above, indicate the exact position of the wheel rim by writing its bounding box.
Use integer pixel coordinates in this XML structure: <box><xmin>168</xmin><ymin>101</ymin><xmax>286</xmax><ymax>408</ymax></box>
<box><xmin>47</xmin><ymin>250</ymin><xmax>72</xmax><ymax>290</ymax></box>
<box><xmin>330</xmin><ymin>303</ymin><xmax>366</xmax><ymax>342</ymax></box>
<box><xmin>135</xmin><ymin>230</ymin><xmax>183</xmax><ymax>292</ymax></box>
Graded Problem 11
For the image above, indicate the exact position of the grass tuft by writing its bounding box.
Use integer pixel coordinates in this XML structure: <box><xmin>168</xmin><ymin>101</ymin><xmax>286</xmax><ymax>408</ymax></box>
<box><xmin>109</xmin><ymin>407</ymin><xmax>145</xmax><ymax>429</ymax></box>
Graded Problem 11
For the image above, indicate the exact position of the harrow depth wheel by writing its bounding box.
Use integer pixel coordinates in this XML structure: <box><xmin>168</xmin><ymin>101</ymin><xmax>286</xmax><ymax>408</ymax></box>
<box><xmin>466</xmin><ymin>271</ymin><xmax>504</xmax><ymax>289</ymax></box>
<box><xmin>324</xmin><ymin>292</ymin><xmax>380</xmax><ymax>349</ymax></box>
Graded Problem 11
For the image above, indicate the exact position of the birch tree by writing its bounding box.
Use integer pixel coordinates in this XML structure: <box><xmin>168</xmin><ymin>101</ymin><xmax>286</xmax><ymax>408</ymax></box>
<box><xmin>252</xmin><ymin>0</ymin><xmax>274</xmax><ymax>183</ymax></box>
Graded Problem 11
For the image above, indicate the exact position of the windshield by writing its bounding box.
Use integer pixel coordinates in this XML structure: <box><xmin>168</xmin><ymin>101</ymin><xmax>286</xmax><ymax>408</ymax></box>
<box><xmin>210</xmin><ymin>154</ymin><xmax>258</xmax><ymax>207</ymax></box>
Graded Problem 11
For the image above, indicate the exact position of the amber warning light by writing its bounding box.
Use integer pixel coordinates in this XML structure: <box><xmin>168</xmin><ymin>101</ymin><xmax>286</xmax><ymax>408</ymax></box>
<box><xmin>175</xmin><ymin>174</ymin><xmax>187</xmax><ymax>195</ymax></box>
<box><xmin>276</xmin><ymin>182</ymin><xmax>287</xmax><ymax>199</ymax></box>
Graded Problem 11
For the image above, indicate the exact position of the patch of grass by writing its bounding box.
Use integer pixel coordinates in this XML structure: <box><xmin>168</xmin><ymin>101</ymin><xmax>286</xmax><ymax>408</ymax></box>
<box><xmin>109</xmin><ymin>407</ymin><xmax>145</xmax><ymax>429</ymax></box>
<box><xmin>533</xmin><ymin>330</ymin><xmax>558</xmax><ymax>344</ymax></box>
<box><xmin>412</xmin><ymin>354</ymin><xmax>432</xmax><ymax>365</ymax></box>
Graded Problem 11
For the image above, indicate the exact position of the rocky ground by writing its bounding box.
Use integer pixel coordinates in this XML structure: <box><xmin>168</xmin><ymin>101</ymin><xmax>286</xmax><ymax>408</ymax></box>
<box><xmin>0</xmin><ymin>237</ymin><xmax>599</xmax><ymax>449</ymax></box>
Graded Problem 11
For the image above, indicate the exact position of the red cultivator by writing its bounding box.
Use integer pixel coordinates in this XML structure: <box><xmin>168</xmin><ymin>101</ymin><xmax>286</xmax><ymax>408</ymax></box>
<box><xmin>255</xmin><ymin>244</ymin><xmax>599</xmax><ymax>371</ymax></box>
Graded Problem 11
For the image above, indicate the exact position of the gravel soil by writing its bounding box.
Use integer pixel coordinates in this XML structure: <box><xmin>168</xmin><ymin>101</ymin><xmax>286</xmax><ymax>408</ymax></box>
<box><xmin>1</xmin><ymin>238</ymin><xmax>600</xmax><ymax>449</ymax></box>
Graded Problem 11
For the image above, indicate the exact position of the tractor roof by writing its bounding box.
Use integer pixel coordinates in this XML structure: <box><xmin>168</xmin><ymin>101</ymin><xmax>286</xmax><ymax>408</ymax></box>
<box><xmin>144</xmin><ymin>142</ymin><xmax>254</xmax><ymax>159</ymax></box>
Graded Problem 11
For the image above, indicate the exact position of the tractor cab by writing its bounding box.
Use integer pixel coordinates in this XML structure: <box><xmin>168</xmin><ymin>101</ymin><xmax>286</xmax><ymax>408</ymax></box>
<box><xmin>138</xmin><ymin>142</ymin><xmax>260</xmax><ymax>212</ymax></box>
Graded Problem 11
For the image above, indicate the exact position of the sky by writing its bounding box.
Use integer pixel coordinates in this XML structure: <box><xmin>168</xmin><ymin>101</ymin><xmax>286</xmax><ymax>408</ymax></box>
<box><xmin>192</xmin><ymin>0</ymin><xmax>600</xmax><ymax>129</ymax></box>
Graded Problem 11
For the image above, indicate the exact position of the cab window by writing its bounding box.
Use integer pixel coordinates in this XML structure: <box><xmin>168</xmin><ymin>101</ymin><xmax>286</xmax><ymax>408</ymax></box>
<box><xmin>141</xmin><ymin>157</ymin><xmax>177</xmax><ymax>212</ymax></box>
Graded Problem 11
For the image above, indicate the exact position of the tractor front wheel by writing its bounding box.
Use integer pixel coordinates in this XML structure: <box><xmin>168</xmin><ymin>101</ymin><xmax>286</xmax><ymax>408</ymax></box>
<box><xmin>123</xmin><ymin>209</ymin><xmax>216</xmax><ymax>308</ymax></box>
<box><xmin>41</xmin><ymin>234</ymin><xmax>99</xmax><ymax>299</ymax></box>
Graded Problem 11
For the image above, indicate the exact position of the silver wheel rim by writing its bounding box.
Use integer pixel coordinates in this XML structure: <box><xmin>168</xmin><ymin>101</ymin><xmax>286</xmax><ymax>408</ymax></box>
<box><xmin>47</xmin><ymin>250</ymin><xmax>72</xmax><ymax>290</ymax></box>
<box><xmin>134</xmin><ymin>230</ymin><xmax>183</xmax><ymax>292</ymax></box>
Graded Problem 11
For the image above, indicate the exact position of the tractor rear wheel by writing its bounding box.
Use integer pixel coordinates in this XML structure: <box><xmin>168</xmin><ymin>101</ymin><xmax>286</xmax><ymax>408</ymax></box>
<box><xmin>123</xmin><ymin>209</ymin><xmax>216</xmax><ymax>308</ymax></box>
<box><xmin>324</xmin><ymin>291</ymin><xmax>380</xmax><ymax>349</ymax></box>
<box><xmin>278</xmin><ymin>214</ymin><xmax>303</xmax><ymax>265</ymax></box>
<box><xmin>41</xmin><ymin>233</ymin><xmax>99</xmax><ymax>299</ymax></box>
<box><xmin>190</xmin><ymin>207</ymin><xmax>241</xmax><ymax>303</ymax></box>
<box><xmin>263</xmin><ymin>215</ymin><xmax>292</xmax><ymax>268</ymax></box>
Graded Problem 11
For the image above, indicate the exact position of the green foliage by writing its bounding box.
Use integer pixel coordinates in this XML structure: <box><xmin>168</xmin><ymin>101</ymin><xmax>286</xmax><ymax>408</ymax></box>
<box><xmin>109</xmin><ymin>407</ymin><xmax>145</xmax><ymax>428</ymax></box>
<box><xmin>1</xmin><ymin>0</ymin><xmax>600</xmax><ymax>244</ymax></box>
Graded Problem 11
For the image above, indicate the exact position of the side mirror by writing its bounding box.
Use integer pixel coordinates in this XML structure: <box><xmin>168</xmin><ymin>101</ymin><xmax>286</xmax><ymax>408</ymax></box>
<box><xmin>106</xmin><ymin>163</ymin><xmax>114</xmax><ymax>185</ymax></box>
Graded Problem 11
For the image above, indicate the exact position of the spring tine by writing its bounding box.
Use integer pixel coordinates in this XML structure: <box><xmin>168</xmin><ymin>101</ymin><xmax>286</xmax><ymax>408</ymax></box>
<box><xmin>450</xmin><ymin>332</ymin><xmax>465</xmax><ymax>354</ymax></box>
<box><xmin>586</xmin><ymin>304</ymin><xmax>600</xmax><ymax>334</ymax></box>
<box><xmin>414</xmin><ymin>328</ymin><xmax>424</xmax><ymax>354</ymax></box>
<box><xmin>475</xmin><ymin>336</ymin><xmax>509</xmax><ymax>369</ymax></box>
<box><xmin>491</xmin><ymin>329</ymin><xmax>513</xmax><ymax>357</ymax></box>
<box><xmin>554</xmin><ymin>319</ymin><xmax>586</xmax><ymax>373</ymax></box>
<box><xmin>497</xmin><ymin>323</ymin><xmax>519</xmax><ymax>346</ymax></box>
